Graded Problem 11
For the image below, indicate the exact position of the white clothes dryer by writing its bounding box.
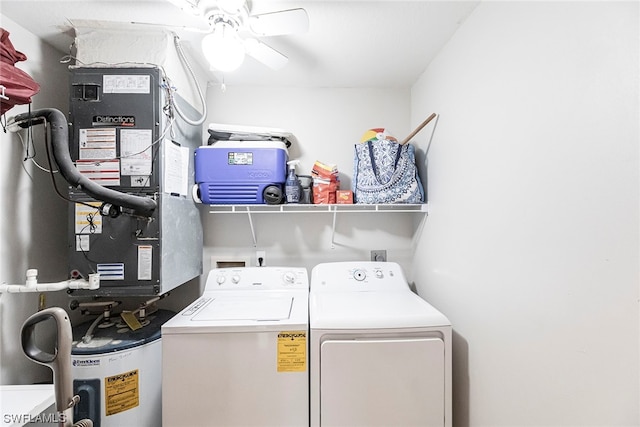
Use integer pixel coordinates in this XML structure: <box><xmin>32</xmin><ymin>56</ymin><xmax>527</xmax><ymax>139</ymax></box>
<box><xmin>310</xmin><ymin>261</ymin><xmax>452</xmax><ymax>427</ymax></box>
<box><xmin>162</xmin><ymin>266</ymin><xmax>309</xmax><ymax>427</ymax></box>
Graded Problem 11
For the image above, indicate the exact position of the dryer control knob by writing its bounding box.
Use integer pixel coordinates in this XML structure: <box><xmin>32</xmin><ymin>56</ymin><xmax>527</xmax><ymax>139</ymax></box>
<box><xmin>231</xmin><ymin>275</ymin><xmax>241</xmax><ymax>284</ymax></box>
<box><xmin>216</xmin><ymin>275</ymin><xmax>226</xmax><ymax>285</ymax></box>
<box><xmin>353</xmin><ymin>269</ymin><xmax>367</xmax><ymax>281</ymax></box>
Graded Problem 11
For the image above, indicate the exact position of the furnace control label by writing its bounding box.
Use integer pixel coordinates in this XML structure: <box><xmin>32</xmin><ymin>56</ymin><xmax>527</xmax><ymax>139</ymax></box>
<box><xmin>103</xmin><ymin>74</ymin><xmax>150</xmax><ymax>94</ymax></box>
<box><xmin>105</xmin><ymin>369</ymin><xmax>139</xmax><ymax>416</ymax></box>
<box><xmin>277</xmin><ymin>331</ymin><xmax>307</xmax><ymax>372</ymax></box>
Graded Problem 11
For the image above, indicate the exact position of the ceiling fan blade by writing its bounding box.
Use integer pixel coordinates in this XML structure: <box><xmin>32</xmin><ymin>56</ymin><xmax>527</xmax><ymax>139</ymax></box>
<box><xmin>130</xmin><ymin>20</ymin><xmax>209</xmax><ymax>33</ymax></box>
<box><xmin>248</xmin><ymin>8</ymin><xmax>309</xmax><ymax>36</ymax></box>
<box><xmin>165</xmin><ymin>0</ymin><xmax>200</xmax><ymax>15</ymax></box>
<box><xmin>244</xmin><ymin>38</ymin><xmax>288</xmax><ymax>70</ymax></box>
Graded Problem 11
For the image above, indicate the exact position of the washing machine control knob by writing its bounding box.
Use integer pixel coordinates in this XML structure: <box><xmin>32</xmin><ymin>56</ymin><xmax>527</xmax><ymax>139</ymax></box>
<box><xmin>283</xmin><ymin>272</ymin><xmax>296</xmax><ymax>285</ymax></box>
<box><xmin>353</xmin><ymin>269</ymin><xmax>367</xmax><ymax>281</ymax></box>
<box><xmin>216</xmin><ymin>275</ymin><xmax>226</xmax><ymax>285</ymax></box>
<box><xmin>375</xmin><ymin>269</ymin><xmax>384</xmax><ymax>278</ymax></box>
<box><xmin>231</xmin><ymin>274</ymin><xmax>241</xmax><ymax>284</ymax></box>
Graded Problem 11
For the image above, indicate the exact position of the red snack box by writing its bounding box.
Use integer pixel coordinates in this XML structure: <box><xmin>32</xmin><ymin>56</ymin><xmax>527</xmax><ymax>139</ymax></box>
<box><xmin>336</xmin><ymin>190</ymin><xmax>353</xmax><ymax>204</ymax></box>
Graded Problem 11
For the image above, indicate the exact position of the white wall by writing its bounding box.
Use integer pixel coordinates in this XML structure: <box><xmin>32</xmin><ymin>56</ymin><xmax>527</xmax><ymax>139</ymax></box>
<box><xmin>410</xmin><ymin>1</ymin><xmax>639</xmax><ymax>426</ymax></box>
<box><xmin>203</xmin><ymin>85</ymin><xmax>418</xmax><ymax>275</ymax></box>
<box><xmin>0</xmin><ymin>15</ymin><xmax>71</xmax><ymax>384</ymax></box>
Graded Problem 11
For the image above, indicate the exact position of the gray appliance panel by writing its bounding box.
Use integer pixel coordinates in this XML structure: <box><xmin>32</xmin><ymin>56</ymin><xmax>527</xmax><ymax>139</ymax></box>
<box><xmin>67</xmin><ymin>67</ymin><xmax>202</xmax><ymax>296</ymax></box>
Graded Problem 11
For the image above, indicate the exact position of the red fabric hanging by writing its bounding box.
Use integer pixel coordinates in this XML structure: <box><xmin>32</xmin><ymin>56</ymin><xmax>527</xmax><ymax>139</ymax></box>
<box><xmin>0</xmin><ymin>28</ymin><xmax>41</xmax><ymax>115</ymax></box>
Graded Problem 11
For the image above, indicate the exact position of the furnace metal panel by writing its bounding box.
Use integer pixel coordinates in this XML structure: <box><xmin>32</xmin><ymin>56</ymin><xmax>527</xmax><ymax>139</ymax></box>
<box><xmin>67</xmin><ymin>67</ymin><xmax>203</xmax><ymax>296</ymax></box>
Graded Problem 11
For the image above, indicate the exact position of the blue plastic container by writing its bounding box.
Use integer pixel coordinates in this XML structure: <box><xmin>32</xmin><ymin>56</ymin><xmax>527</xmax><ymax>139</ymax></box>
<box><xmin>195</xmin><ymin>141</ymin><xmax>288</xmax><ymax>204</ymax></box>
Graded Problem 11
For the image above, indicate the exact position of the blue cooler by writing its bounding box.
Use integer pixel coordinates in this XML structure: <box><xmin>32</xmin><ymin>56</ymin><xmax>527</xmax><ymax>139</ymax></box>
<box><xmin>195</xmin><ymin>141</ymin><xmax>288</xmax><ymax>204</ymax></box>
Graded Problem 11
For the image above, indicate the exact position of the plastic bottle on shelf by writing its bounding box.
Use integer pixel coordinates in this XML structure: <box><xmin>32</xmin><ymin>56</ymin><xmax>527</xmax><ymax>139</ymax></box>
<box><xmin>285</xmin><ymin>160</ymin><xmax>301</xmax><ymax>203</ymax></box>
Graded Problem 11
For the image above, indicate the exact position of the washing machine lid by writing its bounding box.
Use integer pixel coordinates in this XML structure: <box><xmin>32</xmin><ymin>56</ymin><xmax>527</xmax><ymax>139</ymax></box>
<box><xmin>192</xmin><ymin>295</ymin><xmax>292</xmax><ymax>321</ymax></box>
<box><xmin>162</xmin><ymin>291</ymin><xmax>308</xmax><ymax>333</ymax></box>
<box><xmin>309</xmin><ymin>290</ymin><xmax>450</xmax><ymax>329</ymax></box>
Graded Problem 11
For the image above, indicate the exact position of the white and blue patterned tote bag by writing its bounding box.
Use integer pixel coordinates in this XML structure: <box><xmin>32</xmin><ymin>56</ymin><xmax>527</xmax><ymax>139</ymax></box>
<box><xmin>353</xmin><ymin>138</ymin><xmax>424</xmax><ymax>204</ymax></box>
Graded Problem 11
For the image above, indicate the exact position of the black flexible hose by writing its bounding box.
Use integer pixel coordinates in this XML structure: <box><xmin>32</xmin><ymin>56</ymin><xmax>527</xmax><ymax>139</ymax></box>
<box><xmin>10</xmin><ymin>108</ymin><xmax>157</xmax><ymax>217</ymax></box>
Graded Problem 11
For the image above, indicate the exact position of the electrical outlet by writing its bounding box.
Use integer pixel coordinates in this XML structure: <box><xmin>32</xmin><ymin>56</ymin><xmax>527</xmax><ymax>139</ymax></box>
<box><xmin>371</xmin><ymin>250</ymin><xmax>387</xmax><ymax>262</ymax></box>
<box><xmin>256</xmin><ymin>251</ymin><xmax>266</xmax><ymax>266</ymax></box>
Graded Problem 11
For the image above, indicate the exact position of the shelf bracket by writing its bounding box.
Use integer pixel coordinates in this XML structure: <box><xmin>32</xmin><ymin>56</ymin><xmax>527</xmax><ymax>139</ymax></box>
<box><xmin>245</xmin><ymin>207</ymin><xmax>257</xmax><ymax>247</ymax></box>
<box><xmin>411</xmin><ymin>210</ymin><xmax>428</xmax><ymax>250</ymax></box>
<box><xmin>330</xmin><ymin>207</ymin><xmax>337</xmax><ymax>249</ymax></box>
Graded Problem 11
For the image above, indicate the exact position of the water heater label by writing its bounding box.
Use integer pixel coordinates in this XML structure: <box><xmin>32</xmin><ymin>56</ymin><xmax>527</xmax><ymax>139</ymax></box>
<box><xmin>105</xmin><ymin>369</ymin><xmax>139</xmax><ymax>416</ymax></box>
<box><xmin>277</xmin><ymin>331</ymin><xmax>307</xmax><ymax>372</ymax></box>
<box><xmin>72</xmin><ymin>358</ymin><xmax>100</xmax><ymax>367</ymax></box>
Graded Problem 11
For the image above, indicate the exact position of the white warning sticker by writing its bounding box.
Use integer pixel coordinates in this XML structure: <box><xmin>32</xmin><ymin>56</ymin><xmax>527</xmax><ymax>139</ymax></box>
<box><xmin>103</xmin><ymin>75</ymin><xmax>150</xmax><ymax>94</ymax></box>
<box><xmin>137</xmin><ymin>245</ymin><xmax>152</xmax><ymax>281</ymax></box>
<box><xmin>97</xmin><ymin>264</ymin><xmax>125</xmax><ymax>281</ymax></box>
<box><xmin>120</xmin><ymin>129</ymin><xmax>153</xmax><ymax>176</ymax></box>
<box><xmin>79</xmin><ymin>128</ymin><xmax>116</xmax><ymax>160</ymax></box>
<box><xmin>76</xmin><ymin>159</ymin><xmax>121</xmax><ymax>186</ymax></box>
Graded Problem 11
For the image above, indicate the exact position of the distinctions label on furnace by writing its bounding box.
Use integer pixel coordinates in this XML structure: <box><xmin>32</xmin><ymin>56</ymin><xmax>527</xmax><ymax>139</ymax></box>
<box><xmin>105</xmin><ymin>369</ymin><xmax>139</xmax><ymax>416</ymax></box>
<box><xmin>277</xmin><ymin>331</ymin><xmax>307</xmax><ymax>372</ymax></box>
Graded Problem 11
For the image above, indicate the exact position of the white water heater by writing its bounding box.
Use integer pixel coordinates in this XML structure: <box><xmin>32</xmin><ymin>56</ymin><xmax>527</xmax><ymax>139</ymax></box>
<box><xmin>71</xmin><ymin>309</ymin><xmax>174</xmax><ymax>426</ymax></box>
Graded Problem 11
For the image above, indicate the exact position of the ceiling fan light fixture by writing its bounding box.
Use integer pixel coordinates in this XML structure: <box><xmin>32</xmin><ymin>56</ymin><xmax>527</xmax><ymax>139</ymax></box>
<box><xmin>202</xmin><ymin>20</ymin><xmax>245</xmax><ymax>72</ymax></box>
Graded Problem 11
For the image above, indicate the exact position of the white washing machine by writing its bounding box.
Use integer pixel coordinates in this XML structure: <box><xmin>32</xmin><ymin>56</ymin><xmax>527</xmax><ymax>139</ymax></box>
<box><xmin>161</xmin><ymin>266</ymin><xmax>309</xmax><ymax>427</ymax></box>
<box><xmin>310</xmin><ymin>261</ymin><xmax>452</xmax><ymax>427</ymax></box>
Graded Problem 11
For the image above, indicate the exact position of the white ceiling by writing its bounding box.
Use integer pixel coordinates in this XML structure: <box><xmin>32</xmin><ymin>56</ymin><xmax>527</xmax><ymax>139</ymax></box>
<box><xmin>0</xmin><ymin>0</ymin><xmax>479</xmax><ymax>88</ymax></box>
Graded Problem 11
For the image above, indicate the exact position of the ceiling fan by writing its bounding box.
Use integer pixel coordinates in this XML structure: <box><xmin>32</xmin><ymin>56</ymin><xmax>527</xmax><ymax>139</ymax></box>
<box><xmin>167</xmin><ymin>0</ymin><xmax>309</xmax><ymax>72</ymax></box>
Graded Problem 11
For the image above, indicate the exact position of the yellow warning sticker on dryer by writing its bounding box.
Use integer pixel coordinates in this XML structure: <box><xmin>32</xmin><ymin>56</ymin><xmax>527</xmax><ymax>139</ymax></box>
<box><xmin>105</xmin><ymin>369</ymin><xmax>139</xmax><ymax>416</ymax></box>
<box><xmin>277</xmin><ymin>331</ymin><xmax>307</xmax><ymax>372</ymax></box>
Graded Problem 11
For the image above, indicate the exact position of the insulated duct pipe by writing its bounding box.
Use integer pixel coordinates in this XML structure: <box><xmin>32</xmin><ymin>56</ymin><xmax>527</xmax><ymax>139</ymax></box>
<box><xmin>8</xmin><ymin>108</ymin><xmax>157</xmax><ymax>217</ymax></box>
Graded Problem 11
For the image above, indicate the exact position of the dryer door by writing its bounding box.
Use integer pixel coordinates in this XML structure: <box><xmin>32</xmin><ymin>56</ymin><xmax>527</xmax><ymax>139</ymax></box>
<box><xmin>320</xmin><ymin>337</ymin><xmax>445</xmax><ymax>427</ymax></box>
